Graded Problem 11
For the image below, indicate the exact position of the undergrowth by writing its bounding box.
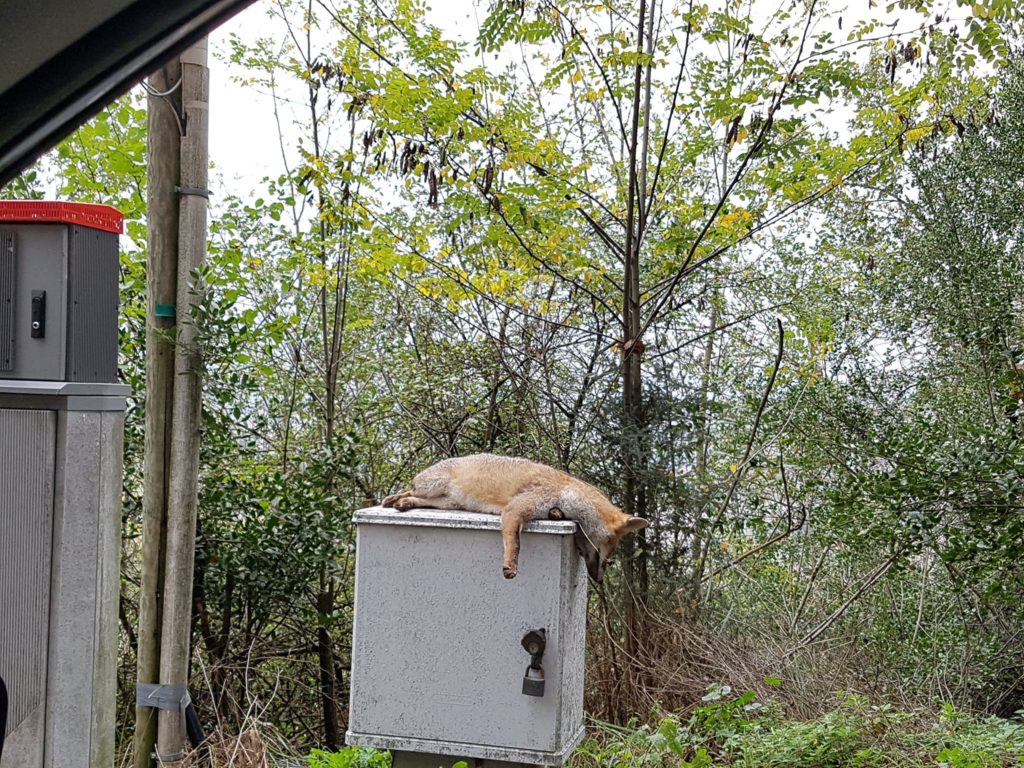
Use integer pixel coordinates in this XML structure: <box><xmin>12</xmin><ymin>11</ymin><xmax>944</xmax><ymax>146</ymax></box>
<box><xmin>309</xmin><ymin>688</ymin><xmax>1024</xmax><ymax>768</ymax></box>
<box><xmin>307</xmin><ymin>746</ymin><xmax>391</xmax><ymax>768</ymax></box>
<box><xmin>572</xmin><ymin>686</ymin><xmax>1024</xmax><ymax>768</ymax></box>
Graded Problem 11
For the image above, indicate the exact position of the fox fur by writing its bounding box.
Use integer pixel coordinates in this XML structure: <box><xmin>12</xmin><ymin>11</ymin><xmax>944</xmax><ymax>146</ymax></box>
<box><xmin>381</xmin><ymin>453</ymin><xmax>648</xmax><ymax>582</ymax></box>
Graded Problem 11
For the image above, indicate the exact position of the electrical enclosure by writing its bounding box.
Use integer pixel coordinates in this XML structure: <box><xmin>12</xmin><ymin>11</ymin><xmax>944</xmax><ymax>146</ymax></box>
<box><xmin>347</xmin><ymin>506</ymin><xmax>588</xmax><ymax>766</ymax></box>
<box><xmin>0</xmin><ymin>201</ymin><xmax>127</xmax><ymax>768</ymax></box>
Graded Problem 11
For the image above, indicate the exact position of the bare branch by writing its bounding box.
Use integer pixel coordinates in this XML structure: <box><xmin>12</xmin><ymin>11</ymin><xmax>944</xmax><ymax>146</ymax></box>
<box><xmin>692</xmin><ymin>318</ymin><xmax>785</xmax><ymax>584</ymax></box>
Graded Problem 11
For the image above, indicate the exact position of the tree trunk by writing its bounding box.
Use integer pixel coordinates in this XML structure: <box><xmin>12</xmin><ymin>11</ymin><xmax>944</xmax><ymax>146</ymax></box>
<box><xmin>620</xmin><ymin>0</ymin><xmax>650</xmax><ymax>660</ymax></box>
<box><xmin>317</xmin><ymin>578</ymin><xmax>340</xmax><ymax>749</ymax></box>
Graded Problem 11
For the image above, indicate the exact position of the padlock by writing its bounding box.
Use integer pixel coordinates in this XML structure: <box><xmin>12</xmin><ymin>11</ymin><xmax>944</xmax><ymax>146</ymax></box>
<box><xmin>522</xmin><ymin>664</ymin><xmax>545</xmax><ymax>697</ymax></box>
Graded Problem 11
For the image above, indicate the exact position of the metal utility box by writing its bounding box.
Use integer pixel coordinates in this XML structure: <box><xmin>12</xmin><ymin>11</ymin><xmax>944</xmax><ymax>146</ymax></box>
<box><xmin>347</xmin><ymin>507</ymin><xmax>588</xmax><ymax>767</ymax></box>
<box><xmin>0</xmin><ymin>201</ymin><xmax>127</xmax><ymax>768</ymax></box>
<box><xmin>0</xmin><ymin>200</ymin><xmax>122</xmax><ymax>382</ymax></box>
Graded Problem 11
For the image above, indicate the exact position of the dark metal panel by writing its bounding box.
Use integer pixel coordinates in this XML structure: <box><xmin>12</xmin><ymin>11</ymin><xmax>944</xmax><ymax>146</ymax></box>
<box><xmin>0</xmin><ymin>1</ymin><xmax>135</xmax><ymax>96</ymax></box>
<box><xmin>66</xmin><ymin>226</ymin><xmax>118</xmax><ymax>383</ymax></box>
<box><xmin>0</xmin><ymin>0</ymin><xmax>257</xmax><ymax>187</ymax></box>
<box><xmin>0</xmin><ymin>409</ymin><xmax>56</xmax><ymax>740</ymax></box>
<box><xmin>0</xmin><ymin>231</ymin><xmax>14</xmax><ymax>372</ymax></box>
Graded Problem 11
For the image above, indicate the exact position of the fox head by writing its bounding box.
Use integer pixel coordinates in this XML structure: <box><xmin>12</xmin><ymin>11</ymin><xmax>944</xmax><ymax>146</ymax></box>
<box><xmin>552</xmin><ymin>503</ymin><xmax>648</xmax><ymax>583</ymax></box>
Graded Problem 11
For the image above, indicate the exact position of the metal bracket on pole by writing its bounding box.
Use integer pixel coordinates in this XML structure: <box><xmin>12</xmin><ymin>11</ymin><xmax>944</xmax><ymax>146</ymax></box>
<box><xmin>136</xmin><ymin>683</ymin><xmax>191</xmax><ymax>750</ymax></box>
<box><xmin>152</xmin><ymin>749</ymin><xmax>185</xmax><ymax>764</ymax></box>
<box><xmin>136</xmin><ymin>683</ymin><xmax>190</xmax><ymax>712</ymax></box>
<box><xmin>174</xmin><ymin>186</ymin><xmax>210</xmax><ymax>199</ymax></box>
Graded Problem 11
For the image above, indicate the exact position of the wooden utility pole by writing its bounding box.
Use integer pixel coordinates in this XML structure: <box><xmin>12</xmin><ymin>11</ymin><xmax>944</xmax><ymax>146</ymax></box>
<box><xmin>134</xmin><ymin>55</ymin><xmax>182</xmax><ymax>768</ymax></box>
<box><xmin>134</xmin><ymin>38</ymin><xmax>209</xmax><ymax>768</ymax></box>
<box><xmin>157</xmin><ymin>36</ymin><xmax>210</xmax><ymax>767</ymax></box>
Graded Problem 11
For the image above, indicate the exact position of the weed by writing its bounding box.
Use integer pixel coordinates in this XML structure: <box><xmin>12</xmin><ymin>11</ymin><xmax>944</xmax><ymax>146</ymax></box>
<box><xmin>308</xmin><ymin>746</ymin><xmax>391</xmax><ymax>768</ymax></box>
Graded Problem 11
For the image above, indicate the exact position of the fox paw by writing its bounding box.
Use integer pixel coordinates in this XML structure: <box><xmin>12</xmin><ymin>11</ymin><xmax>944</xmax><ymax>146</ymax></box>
<box><xmin>503</xmin><ymin>563</ymin><xmax>518</xmax><ymax>579</ymax></box>
<box><xmin>393</xmin><ymin>497</ymin><xmax>419</xmax><ymax>512</ymax></box>
<box><xmin>381</xmin><ymin>491</ymin><xmax>409</xmax><ymax>508</ymax></box>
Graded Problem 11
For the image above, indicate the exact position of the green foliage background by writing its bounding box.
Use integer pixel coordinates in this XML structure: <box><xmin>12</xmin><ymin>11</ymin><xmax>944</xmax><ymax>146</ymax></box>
<box><xmin>5</xmin><ymin>0</ymin><xmax>1024</xmax><ymax>762</ymax></box>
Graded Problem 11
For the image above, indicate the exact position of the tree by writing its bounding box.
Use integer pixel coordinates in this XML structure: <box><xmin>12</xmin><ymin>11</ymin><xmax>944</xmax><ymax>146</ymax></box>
<box><xmin>303</xmin><ymin>0</ymin><xmax>1018</xmax><ymax>675</ymax></box>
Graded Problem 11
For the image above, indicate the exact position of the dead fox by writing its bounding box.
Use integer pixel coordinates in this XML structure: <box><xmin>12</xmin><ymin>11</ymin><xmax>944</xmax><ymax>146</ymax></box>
<box><xmin>381</xmin><ymin>453</ymin><xmax>648</xmax><ymax>582</ymax></box>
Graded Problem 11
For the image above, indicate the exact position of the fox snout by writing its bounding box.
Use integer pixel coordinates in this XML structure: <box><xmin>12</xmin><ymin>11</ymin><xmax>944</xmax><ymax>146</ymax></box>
<box><xmin>553</xmin><ymin>507</ymin><xmax>604</xmax><ymax>581</ymax></box>
<box><xmin>572</xmin><ymin>513</ymin><xmax>648</xmax><ymax>583</ymax></box>
<box><xmin>573</xmin><ymin>526</ymin><xmax>606</xmax><ymax>583</ymax></box>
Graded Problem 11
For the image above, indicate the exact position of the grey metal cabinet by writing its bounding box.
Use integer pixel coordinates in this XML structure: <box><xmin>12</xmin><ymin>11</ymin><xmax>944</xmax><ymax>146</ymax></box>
<box><xmin>347</xmin><ymin>507</ymin><xmax>588</xmax><ymax>767</ymax></box>
<box><xmin>0</xmin><ymin>201</ymin><xmax>126</xmax><ymax>768</ymax></box>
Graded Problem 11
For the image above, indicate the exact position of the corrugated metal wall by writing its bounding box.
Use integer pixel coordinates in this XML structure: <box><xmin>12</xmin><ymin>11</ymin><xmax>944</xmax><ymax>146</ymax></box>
<box><xmin>0</xmin><ymin>408</ymin><xmax>55</xmax><ymax>738</ymax></box>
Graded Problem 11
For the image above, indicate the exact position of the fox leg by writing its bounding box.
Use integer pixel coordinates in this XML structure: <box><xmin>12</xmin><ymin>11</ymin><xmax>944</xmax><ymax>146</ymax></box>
<box><xmin>390</xmin><ymin>494</ymin><xmax>459</xmax><ymax>512</ymax></box>
<box><xmin>383</xmin><ymin>490</ymin><xmax>448</xmax><ymax>511</ymax></box>
<box><xmin>387</xmin><ymin>465</ymin><xmax>459</xmax><ymax>511</ymax></box>
<box><xmin>381</xmin><ymin>490</ymin><xmax>412</xmax><ymax>507</ymax></box>
<box><xmin>500</xmin><ymin>494</ymin><xmax>545</xmax><ymax>579</ymax></box>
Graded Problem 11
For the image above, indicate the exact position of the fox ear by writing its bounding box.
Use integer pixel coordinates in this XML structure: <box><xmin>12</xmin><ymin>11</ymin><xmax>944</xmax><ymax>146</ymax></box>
<box><xmin>620</xmin><ymin>516</ymin><xmax>649</xmax><ymax>534</ymax></box>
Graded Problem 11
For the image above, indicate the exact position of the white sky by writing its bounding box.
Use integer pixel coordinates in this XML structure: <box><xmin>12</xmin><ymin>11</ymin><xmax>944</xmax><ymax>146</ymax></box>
<box><xmin>207</xmin><ymin>0</ymin><xmax>483</xmax><ymax>195</ymax></box>
<box><xmin>204</xmin><ymin>0</ymin><xmax>971</xmax><ymax>200</ymax></box>
<box><xmin>208</xmin><ymin>2</ymin><xmax>287</xmax><ymax>192</ymax></box>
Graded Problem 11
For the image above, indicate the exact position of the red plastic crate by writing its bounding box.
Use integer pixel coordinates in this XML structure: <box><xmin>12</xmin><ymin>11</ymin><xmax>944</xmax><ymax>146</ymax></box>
<box><xmin>0</xmin><ymin>200</ymin><xmax>124</xmax><ymax>234</ymax></box>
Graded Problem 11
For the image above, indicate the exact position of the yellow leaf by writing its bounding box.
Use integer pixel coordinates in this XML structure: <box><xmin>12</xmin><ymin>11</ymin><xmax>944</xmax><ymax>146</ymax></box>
<box><xmin>571</xmin><ymin>70</ymin><xmax>583</xmax><ymax>84</ymax></box>
<box><xmin>885</xmin><ymin>38</ymin><xmax>896</xmax><ymax>50</ymax></box>
<box><xmin>905</xmin><ymin>126</ymin><xmax>930</xmax><ymax>143</ymax></box>
<box><xmin>730</xmin><ymin>463</ymin><xmax>739</xmax><ymax>473</ymax></box>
